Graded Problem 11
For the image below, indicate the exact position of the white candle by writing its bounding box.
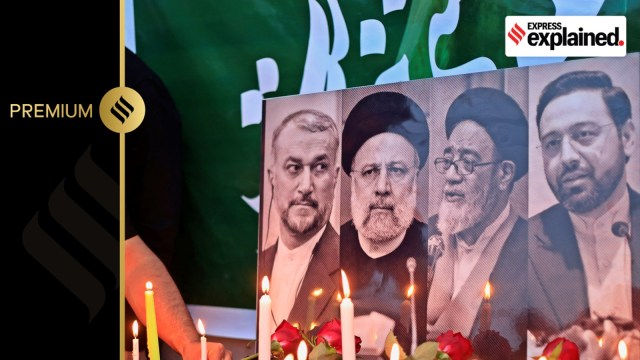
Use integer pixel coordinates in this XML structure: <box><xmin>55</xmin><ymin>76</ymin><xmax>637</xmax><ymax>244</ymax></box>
<box><xmin>297</xmin><ymin>340</ymin><xmax>308</xmax><ymax>360</ymax></box>
<box><xmin>132</xmin><ymin>320</ymin><xmax>139</xmax><ymax>360</ymax></box>
<box><xmin>619</xmin><ymin>340</ymin><xmax>628</xmax><ymax>360</ymax></box>
<box><xmin>479</xmin><ymin>282</ymin><xmax>492</xmax><ymax>332</ymax></box>
<box><xmin>390</xmin><ymin>343</ymin><xmax>400</xmax><ymax>360</ymax></box>
<box><xmin>340</xmin><ymin>270</ymin><xmax>355</xmax><ymax>360</ymax></box>
<box><xmin>259</xmin><ymin>276</ymin><xmax>272</xmax><ymax>360</ymax></box>
<box><xmin>198</xmin><ymin>318</ymin><xmax>207</xmax><ymax>360</ymax></box>
<box><xmin>409</xmin><ymin>285</ymin><xmax>417</xmax><ymax>354</ymax></box>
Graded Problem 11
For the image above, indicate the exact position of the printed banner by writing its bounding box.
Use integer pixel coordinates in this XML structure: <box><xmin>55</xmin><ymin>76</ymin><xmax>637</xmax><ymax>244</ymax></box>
<box><xmin>258</xmin><ymin>53</ymin><xmax>640</xmax><ymax>359</ymax></box>
<box><xmin>133</xmin><ymin>0</ymin><xmax>640</xmax><ymax>310</ymax></box>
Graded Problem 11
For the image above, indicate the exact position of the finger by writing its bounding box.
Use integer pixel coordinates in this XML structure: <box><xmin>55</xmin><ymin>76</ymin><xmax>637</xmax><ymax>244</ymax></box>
<box><xmin>224</xmin><ymin>349</ymin><xmax>233</xmax><ymax>360</ymax></box>
<box><xmin>208</xmin><ymin>343</ymin><xmax>227</xmax><ymax>360</ymax></box>
<box><xmin>603</xmin><ymin>319</ymin><xmax>619</xmax><ymax>337</ymax></box>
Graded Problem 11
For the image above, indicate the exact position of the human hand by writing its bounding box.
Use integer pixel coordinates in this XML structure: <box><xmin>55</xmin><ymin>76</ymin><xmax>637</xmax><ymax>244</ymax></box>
<box><xmin>181</xmin><ymin>340</ymin><xmax>233</xmax><ymax>360</ymax></box>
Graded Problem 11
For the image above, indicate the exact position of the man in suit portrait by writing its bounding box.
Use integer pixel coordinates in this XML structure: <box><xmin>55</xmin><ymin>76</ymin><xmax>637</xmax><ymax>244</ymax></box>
<box><xmin>425</xmin><ymin>87</ymin><xmax>529</xmax><ymax>358</ymax></box>
<box><xmin>528</xmin><ymin>70</ymin><xmax>639</xmax><ymax>349</ymax></box>
<box><xmin>340</xmin><ymin>91</ymin><xmax>430</xmax><ymax>353</ymax></box>
<box><xmin>260</xmin><ymin>109</ymin><xmax>341</xmax><ymax>331</ymax></box>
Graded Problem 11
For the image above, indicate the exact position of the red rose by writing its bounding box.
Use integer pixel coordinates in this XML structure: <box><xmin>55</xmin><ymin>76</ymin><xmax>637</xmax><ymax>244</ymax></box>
<box><xmin>315</xmin><ymin>319</ymin><xmax>362</xmax><ymax>354</ymax></box>
<box><xmin>541</xmin><ymin>337</ymin><xmax>580</xmax><ymax>360</ymax></box>
<box><xmin>436</xmin><ymin>330</ymin><xmax>474</xmax><ymax>360</ymax></box>
<box><xmin>272</xmin><ymin>320</ymin><xmax>304</xmax><ymax>355</ymax></box>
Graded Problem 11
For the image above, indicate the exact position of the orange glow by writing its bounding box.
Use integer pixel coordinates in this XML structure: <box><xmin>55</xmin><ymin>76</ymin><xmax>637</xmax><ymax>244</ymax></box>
<box><xmin>132</xmin><ymin>320</ymin><xmax>138</xmax><ymax>338</ymax></box>
<box><xmin>618</xmin><ymin>340</ymin><xmax>628</xmax><ymax>359</ymax></box>
<box><xmin>146</xmin><ymin>281</ymin><xmax>153</xmax><ymax>291</ymax></box>
<box><xmin>390</xmin><ymin>343</ymin><xmax>400</xmax><ymax>360</ymax></box>
<box><xmin>197</xmin><ymin>318</ymin><xmax>206</xmax><ymax>336</ymax></box>
<box><xmin>598</xmin><ymin>338</ymin><xmax>603</xmax><ymax>348</ymax></box>
<box><xmin>309</xmin><ymin>322</ymin><xmax>318</xmax><ymax>330</ymax></box>
<box><xmin>407</xmin><ymin>285</ymin><xmax>414</xmax><ymax>298</ymax></box>
<box><xmin>312</xmin><ymin>288</ymin><xmax>323</xmax><ymax>297</ymax></box>
<box><xmin>297</xmin><ymin>340</ymin><xmax>308</xmax><ymax>360</ymax></box>
<box><xmin>336</xmin><ymin>293</ymin><xmax>342</xmax><ymax>302</ymax></box>
<box><xmin>538</xmin><ymin>357</ymin><xmax>547</xmax><ymax>360</ymax></box>
<box><xmin>484</xmin><ymin>282</ymin><xmax>491</xmax><ymax>301</ymax></box>
<box><xmin>262</xmin><ymin>276</ymin><xmax>270</xmax><ymax>294</ymax></box>
<box><xmin>341</xmin><ymin>270</ymin><xmax>350</xmax><ymax>298</ymax></box>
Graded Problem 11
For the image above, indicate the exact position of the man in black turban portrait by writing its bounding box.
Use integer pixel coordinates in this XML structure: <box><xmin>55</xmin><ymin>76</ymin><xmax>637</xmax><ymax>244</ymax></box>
<box><xmin>340</xmin><ymin>91</ymin><xmax>430</xmax><ymax>354</ymax></box>
<box><xmin>425</xmin><ymin>87</ymin><xmax>528</xmax><ymax>359</ymax></box>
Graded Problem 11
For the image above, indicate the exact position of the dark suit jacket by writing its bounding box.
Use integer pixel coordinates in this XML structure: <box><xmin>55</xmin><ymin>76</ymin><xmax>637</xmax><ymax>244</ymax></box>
<box><xmin>340</xmin><ymin>219</ymin><xmax>429</xmax><ymax>353</ymax></box>
<box><xmin>259</xmin><ymin>223</ymin><xmax>341</xmax><ymax>330</ymax></box>
<box><xmin>528</xmin><ymin>187</ymin><xmax>640</xmax><ymax>336</ymax></box>
<box><xmin>427</xmin><ymin>214</ymin><xmax>528</xmax><ymax>358</ymax></box>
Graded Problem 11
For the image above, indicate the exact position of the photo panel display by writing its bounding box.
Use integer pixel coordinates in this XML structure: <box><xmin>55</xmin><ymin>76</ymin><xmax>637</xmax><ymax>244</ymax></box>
<box><xmin>258</xmin><ymin>53</ymin><xmax>640</xmax><ymax>360</ymax></box>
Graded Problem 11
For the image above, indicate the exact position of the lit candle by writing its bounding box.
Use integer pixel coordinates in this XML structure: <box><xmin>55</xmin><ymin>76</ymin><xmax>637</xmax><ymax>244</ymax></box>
<box><xmin>259</xmin><ymin>276</ymin><xmax>272</xmax><ymax>360</ymax></box>
<box><xmin>306</xmin><ymin>288</ymin><xmax>323</xmax><ymax>331</ymax></box>
<box><xmin>390</xmin><ymin>343</ymin><xmax>400</xmax><ymax>360</ymax></box>
<box><xmin>619</xmin><ymin>339</ymin><xmax>628</xmax><ymax>360</ymax></box>
<box><xmin>340</xmin><ymin>270</ymin><xmax>356</xmax><ymax>360</ymax></box>
<box><xmin>479</xmin><ymin>282</ymin><xmax>492</xmax><ymax>332</ymax></box>
<box><xmin>132</xmin><ymin>320</ymin><xmax>139</xmax><ymax>360</ymax></box>
<box><xmin>145</xmin><ymin>281</ymin><xmax>160</xmax><ymax>360</ymax></box>
<box><xmin>297</xmin><ymin>340</ymin><xmax>308</xmax><ymax>360</ymax></box>
<box><xmin>198</xmin><ymin>319</ymin><xmax>207</xmax><ymax>360</ymax></box>
<box><xmin>598</xmin><ymin>338</ymin><xmax>603</xmax><ymax>348</ymax></box>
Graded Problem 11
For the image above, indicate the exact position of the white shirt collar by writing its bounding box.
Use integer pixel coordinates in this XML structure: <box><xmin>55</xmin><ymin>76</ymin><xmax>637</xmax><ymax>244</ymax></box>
<box><xmin>358</xmin><ymin>227</ymin><xmax>408</xmax><ymax>259</ymax></box>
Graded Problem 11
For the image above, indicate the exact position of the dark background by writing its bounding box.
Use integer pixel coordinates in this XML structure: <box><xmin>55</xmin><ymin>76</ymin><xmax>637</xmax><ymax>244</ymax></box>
<box><xmin>3</xmin><ymin>1</ymin><xmax>120</xmax><ymax>358</ymax></box>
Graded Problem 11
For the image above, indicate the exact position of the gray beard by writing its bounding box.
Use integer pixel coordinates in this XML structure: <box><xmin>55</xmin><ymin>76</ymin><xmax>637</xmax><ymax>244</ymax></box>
<box><xmin>281</xmin><ymin>205</ymin><xmax>328</xmax><ymax>237</ymax></box>
<box><xmin>436</xmin><ymin>180</ymin><xmax>499</xmax><ymax>239</ymax></box>
<box><xmin>351</xmin><ymin>180</ymin><xmax>417</xmax><ymax>243</ymax></box>
<box><xmin>437</xmin><ymin>198</ymin><xmax>484</xmax><ymax>240</ymax></box>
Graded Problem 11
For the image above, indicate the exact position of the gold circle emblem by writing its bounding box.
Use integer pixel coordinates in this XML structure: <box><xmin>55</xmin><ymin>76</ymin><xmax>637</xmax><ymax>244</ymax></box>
<box><xmin>99</xmin><ymin>87</ymin><xmax>145</xmax><ymax>133</ymax></box>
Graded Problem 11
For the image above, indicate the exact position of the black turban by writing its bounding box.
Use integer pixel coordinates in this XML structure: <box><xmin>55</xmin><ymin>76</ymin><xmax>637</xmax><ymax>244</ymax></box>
<box><xmin>342</xmin><ymin>92</ymin><xmax>429</xmax><ymax>176</ymax></box>
<box><xmin>445</xmin><ymin>87</ymin><xmax>528</xmax><ymax>181</ymax></box>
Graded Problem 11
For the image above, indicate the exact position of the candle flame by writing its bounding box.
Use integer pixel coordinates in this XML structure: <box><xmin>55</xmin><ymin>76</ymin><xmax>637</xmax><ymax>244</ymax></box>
<box><xmin>312</xmin><ymin>288</ymin><xmax>323</xmax><ymax>297</ymax></box>
<box><xmin>197</xmin><ymin>318</ymin><xmax>206</xmax><ymax>336</ymax></box>
<box><xmin>598</xmin><ymin>338</ymin><xmax>603</xmax><ymax>348</ymax></box>
<box><xmin>309</xmin><ymin>322</ymin><xmax>318</xmax><ymax>330</ymax></box>
<box><xmin>293</xmin><ymin>323</ymin><xmax>300</xmax><ymax>329</ymax></box>
<box><xmin>390</xmin><ymin>343</ymin><xmax>400</xmax><ymax>360</ymax></box>
<box><xmin>618</xmin><ymin>340</ymin><xmax>628</xmax><ymax>359</ymax></box>
<box><xmin>538</xmin><ymin>357</ymin><xmax>547</xmax><ymax>360</ymax></box>
<box><xmin>341</xmin><ymin>270</ymin><xmax>350</xmax><ymax>298</ymax></box>
<box><xmin>336</xmin><ymin>293</ymin><xmax>342</xmax><ymax>302</ymax></box>
<box><xmin>297</xmin><ymin>340</ymin><xmax>308</xmax><ymax>360</ymax></box>
<box><xmin>407</xmin><ymin>285</ymin><xmax>414</xmax><ymax>298</ymax></box>
<box><xmin>484</xmin><ymin>282</ymin><xmax>491</xmax><ymax>300</ymax></box>
<box><xmin>262</xmin><ymin>276</ymin><xmax>270</xmax><ymax>294</ymax></box>
<box><xmin>146</xmin><ymin>281</ymin><xmax>153</xmax><ymax>291</ymax></box>
<box><xmin>133</xmin><ymin>320</ymin><xmax>138</xmax><ymax>338</ymax></box>
<box><xmin>284</xmin><ymin>354</ymin><xmax>294</xmax><ymax>360</ymax></box>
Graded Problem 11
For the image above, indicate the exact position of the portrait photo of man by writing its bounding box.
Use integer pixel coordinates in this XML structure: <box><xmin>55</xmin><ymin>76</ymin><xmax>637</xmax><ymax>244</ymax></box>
<box><xmin>528</xmin><ymin>55</ymin><xmax>640</xmax><ymax>356</ymax></box>
<box><xmin>259</xmin><ymin>92</ymin><xmax>342</xmax><ymax>331</ymax></box>
<box><xmin>339</xmin><ymin>89</ymin><xmax>430</xmax><ymax>353</ymax></box>
<box><xmin>425</xmin><ymin>84</ymin><xmax>529</xmax><ymax>358</ymax></box>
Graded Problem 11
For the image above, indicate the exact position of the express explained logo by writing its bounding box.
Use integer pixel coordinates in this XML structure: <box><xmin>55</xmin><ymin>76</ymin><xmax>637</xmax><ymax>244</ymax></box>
<box><xmin>507</xmin><ymin>23</ymin><xmax>526</xmax><ymax>45</ymax></box>
<box><xmin>505</xmin><ymin>16</ymin><xmax>626</xmax><ymax>57</ymax></box>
